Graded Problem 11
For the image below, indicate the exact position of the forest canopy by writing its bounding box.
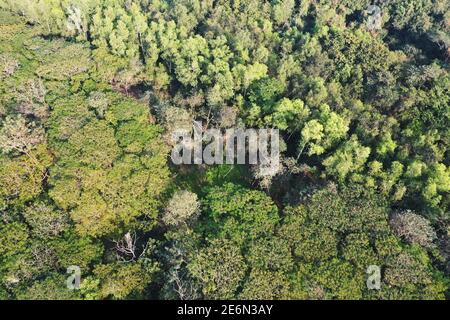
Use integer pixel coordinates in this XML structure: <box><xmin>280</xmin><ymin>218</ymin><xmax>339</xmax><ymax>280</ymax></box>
<box><xmin>0</xmin><ymin>0</ymin><xmax>449</xmax><ymax>300</ymax></box>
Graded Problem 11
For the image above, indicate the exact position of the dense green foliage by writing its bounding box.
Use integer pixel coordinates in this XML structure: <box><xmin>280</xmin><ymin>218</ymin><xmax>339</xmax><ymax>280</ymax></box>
<box><xmin>0</xmin><ymin>0</ymin><xmax>448</xmax><ymax>300</ymax></box>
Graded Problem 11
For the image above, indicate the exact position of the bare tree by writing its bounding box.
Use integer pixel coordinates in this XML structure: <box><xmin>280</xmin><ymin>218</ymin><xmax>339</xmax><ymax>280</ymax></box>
<box><xmin>114</xmin><ymin>232</ymin><xmax>138</xmax><ymax>262</ymax></box>
<box><xmin>390</xmin><ymin>210</ymin><xmax>437</xmax><ymax>248</ymax></box>
<box><xmin>0</xmin><ymin>115</ymin><xmax>44</xmax><ymax>155</ymax></box>
<box><xmin>170</xmin><ymin>268</ymin><xmax>199</xmax><ymax>300</ymax></box>
<box><xmin>15</xmin><ymin>78</ymin><xmax>48</xmax><ymax>120</ymax></box>
<box><xmin>162</xmin><ymin>242</ymin><xmax>200</xmax><ymax>300</ymax></box>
